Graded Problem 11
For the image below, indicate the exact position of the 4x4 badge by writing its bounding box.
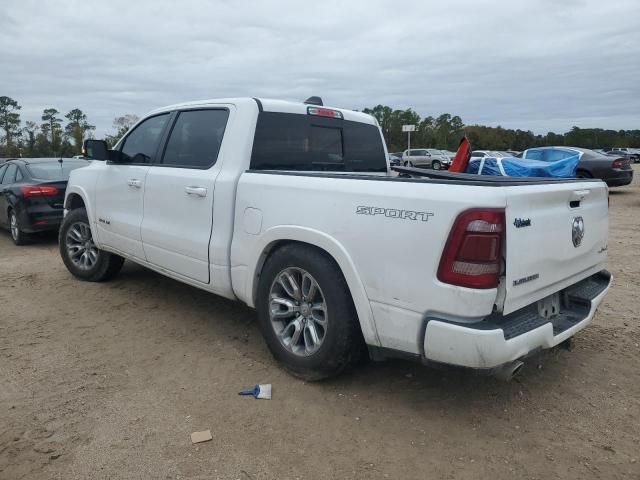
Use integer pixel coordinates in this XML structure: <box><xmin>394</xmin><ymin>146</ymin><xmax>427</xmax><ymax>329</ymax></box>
<box><xmin>572</xmin><ymin>216</ymin><xmax>585</xmax><ymax>247</ymax></box>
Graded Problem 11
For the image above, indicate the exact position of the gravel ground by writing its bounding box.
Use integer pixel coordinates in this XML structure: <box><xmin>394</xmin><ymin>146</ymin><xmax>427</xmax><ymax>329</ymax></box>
<box><xmin>1</xmin><ymin>166</ymin><xmax>639</xmax><ymax>480</ymax></box>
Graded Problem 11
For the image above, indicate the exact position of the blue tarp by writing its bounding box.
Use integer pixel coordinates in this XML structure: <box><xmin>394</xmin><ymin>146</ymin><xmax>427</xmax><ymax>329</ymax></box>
<box><xmin>466</xmin><ymin>155</ymin><xmax>579</xmax><ymax>178</ymax></box>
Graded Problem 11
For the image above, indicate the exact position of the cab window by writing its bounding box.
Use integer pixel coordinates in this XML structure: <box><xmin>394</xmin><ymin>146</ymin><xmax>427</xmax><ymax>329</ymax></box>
<box><xmin>250</xmin><ymin>112</ymin><xmax>386</xmax><ymax>172</ymax></box>
<box><xmin>119</xmin><ymin>114</ymin><xmax>170</xmax><ymax>164</ymax></box>
<box><xmin>161</xmin><ymin>109</ymin><xmax>229</xmax><ymax>168</ymax></box>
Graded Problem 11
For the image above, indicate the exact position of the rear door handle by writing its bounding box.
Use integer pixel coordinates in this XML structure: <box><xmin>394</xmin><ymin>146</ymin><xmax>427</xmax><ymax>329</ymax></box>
<box><xmin>128</xmin><ymin>179</ymin><xmax>142</xmax><ymax>188</ymax></box>
<box><xmin>185</xmin><ymin>186</ymin><xmax>207</xmax><ymax>197</ymax></box>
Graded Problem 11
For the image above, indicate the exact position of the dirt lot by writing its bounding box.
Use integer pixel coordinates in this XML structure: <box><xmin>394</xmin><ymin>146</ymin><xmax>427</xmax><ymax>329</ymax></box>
<box><xmin>1</xmin><ymin>168</ymin><xmax>639</xmax><ymax>480</ymax></box>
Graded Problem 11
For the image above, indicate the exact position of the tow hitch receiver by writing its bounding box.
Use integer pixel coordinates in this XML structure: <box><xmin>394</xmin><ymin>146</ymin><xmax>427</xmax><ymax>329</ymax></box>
<box><xmin>538</xmin><ymin>293</ymin><xmax>560</xmax><ymax>319</ymax></box>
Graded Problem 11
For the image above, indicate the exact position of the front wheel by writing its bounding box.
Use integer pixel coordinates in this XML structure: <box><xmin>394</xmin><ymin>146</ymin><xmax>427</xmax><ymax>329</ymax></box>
<box><xmin>432</xmin><ymin>160</ymin><xmax>442</xmax><ymax>170</ymax></box>
<box><xmin>256</xmin><ymin>244</ymin><xmax>364</xmax><ymax>381</ymax></box>
<box><xmin>59</xmin><ymin>208</ymin><xmax>124</xmax><ymax>282</ymax></box>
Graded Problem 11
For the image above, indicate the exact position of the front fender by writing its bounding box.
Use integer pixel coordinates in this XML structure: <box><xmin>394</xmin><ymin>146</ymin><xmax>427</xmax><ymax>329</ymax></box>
<box><xmin>63</xmin><ymin>184</ymin><xmax>101</xmax><ymax>248</ymax></box>
<box><xmin>242</xmin><ymin>226</ymin><xmax>381</xmax><ymax>347</ymax></box>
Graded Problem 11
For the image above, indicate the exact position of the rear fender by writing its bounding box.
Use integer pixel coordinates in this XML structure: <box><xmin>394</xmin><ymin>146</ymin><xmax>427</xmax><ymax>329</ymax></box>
<box><xmin>246</xmin><ymin>226</ymin><xmax>381</xmax><ymax>347</ymax></box>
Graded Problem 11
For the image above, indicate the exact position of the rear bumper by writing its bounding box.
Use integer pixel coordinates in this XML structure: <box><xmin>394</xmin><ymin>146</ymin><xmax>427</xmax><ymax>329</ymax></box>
<box><xmin>16</xmin><ymin>204</ymin><xmax>63</xmax><ymax>233</ymax></box>
<box><xmin>604</xmin><ymin>169</ymin><xmax>633</xmax><ymax>187</ymax></box>
<box><xmin>422</xmin><ymin>271</ymin><xmax>612</xmax><ymax>369</ymax></box>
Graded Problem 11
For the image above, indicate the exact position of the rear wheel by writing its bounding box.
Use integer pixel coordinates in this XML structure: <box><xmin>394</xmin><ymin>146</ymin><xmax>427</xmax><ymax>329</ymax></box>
<box><xmin>576</xmin><ymin>170</ymin><xmax>593</xmax><ymax>179</ymax></box>
<box><xmin>59</xmin><ymin>208</ymin><xmax>124</xmax><ymax>282</ymax></box>
<box><xmin>8</xmin><ymin>209</ymin><xmax>30</xmax><ymax>246</ymax></box>
<box><xmin>256</xmin><ymin>244</ymin><xmax>364</xmax><ymax>381</ymax></box>
<box><xmin>404</xmin><ymin>160</ymin><xmax>414</xmax><ymax>167</ymax></box>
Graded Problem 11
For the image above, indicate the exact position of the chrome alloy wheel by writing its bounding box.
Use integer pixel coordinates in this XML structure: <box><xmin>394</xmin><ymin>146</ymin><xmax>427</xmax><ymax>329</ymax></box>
<box><xmin>269</xmin><ymin>267</ymin><xmax>328</xmax><ymax>356</ymax></box>
<box><xmin>65</xmin><ymin>221</ymin><xmax>99</xmax><ymax>270</ymax></box>
<box><xmin>10</xmin><ymin>212</ymin><xmax>18</xmax><ymax>241</ymax></box>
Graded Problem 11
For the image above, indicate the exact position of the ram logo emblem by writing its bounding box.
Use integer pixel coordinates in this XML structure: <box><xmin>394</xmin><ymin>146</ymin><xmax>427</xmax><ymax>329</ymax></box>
<box><xmin>572</xmin><ymin>216</ymin><xmax>585</xmax><ymax>247</ymax></box>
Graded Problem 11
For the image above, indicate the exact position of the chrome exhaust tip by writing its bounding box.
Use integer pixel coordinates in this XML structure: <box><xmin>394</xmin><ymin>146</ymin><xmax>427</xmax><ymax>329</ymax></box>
<box><xmin>493</xmin><ymin>360</ymin><xmax>524</xmax><ymax>382</ymax></box>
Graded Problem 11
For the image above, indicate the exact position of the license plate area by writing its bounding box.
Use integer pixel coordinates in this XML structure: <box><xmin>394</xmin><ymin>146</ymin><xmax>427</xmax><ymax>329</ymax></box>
<box><xmin>537</xmin><ymin>293</ymin><xmax>560</xmax><ymax>319</ymax></box>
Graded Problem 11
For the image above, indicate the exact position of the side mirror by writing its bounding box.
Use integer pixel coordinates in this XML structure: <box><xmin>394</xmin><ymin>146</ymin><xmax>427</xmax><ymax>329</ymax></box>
<box><xmin>83</xmin><ymin>139</ymin><xmax>109</xmax><ymax>160</ymax></box>
<box><xmin>83</xmin><ymin>139</ymin><xmax>126</xmax><ymax>162</ymax></box>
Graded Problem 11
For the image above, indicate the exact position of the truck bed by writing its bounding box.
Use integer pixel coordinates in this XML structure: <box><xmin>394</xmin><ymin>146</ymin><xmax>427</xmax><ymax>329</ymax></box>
<box><xmin>391</xmin><ymin>166</ymin><xmax>598</xmax><ymax>185</ymax></box>
<box><xmin>249</xmin><ymin>167</ymin><xmax>601</xmax><ymax>187</ymax></box>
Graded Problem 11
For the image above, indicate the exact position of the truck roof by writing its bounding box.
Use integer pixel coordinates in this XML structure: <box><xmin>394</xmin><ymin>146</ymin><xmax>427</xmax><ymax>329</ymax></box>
<box><xmin>149</xmin><ymin>97</ymin><xmax>377</xmax><ymax>126</ymax></box>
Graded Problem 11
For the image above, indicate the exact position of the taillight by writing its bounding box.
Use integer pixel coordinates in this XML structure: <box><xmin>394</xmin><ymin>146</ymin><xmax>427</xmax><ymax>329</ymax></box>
<box><xmin>20</xmin><ymin>185</ymin><xmax>59</xmax><ymax>197</ymax></box>
<box><xmin>611</xmin><ymin>158</ymin><xmax>627</xmax><ymax>169</ymax></box>
<box><xmin>437</xmin><ymin>208</ymin><xmax>505</xmax><ymax>289</ymax></box>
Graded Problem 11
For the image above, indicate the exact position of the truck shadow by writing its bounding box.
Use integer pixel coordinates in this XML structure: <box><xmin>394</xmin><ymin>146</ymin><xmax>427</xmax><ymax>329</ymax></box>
<box><xmin>107</xmin><ymin>260</ymin><xmax>575</xmax><ymax>411</ymax></box>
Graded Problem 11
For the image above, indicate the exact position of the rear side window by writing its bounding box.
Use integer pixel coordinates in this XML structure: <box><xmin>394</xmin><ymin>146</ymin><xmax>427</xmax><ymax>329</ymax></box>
<box><xmin>27</xmin><ymin>161</ymin><xmax>89</xmax><ymax>180</ymax></box>
<box><xmin>0</xmin><ymin>165</ymin><xmax>6</xmax><ymax>183</ymax></box>
<box><xmin>544</xmin><ymin>148</ymin><xmax>577</xmax><ymax>162</ymax></box>
<box><xmin>120</xmin><ymin>114</ymin><xmax>170</xmax><ymax>164</ymax></box>
<box><xmin>250</xmin><ymin>112</ymin><xmax>386</xmax><ymax>172</ymax></box>
<box><xmin>161</xmin><ymin>109</ymin><xmax>229</xmax><ymax>168</ymax></box>
<box><xmin>524</xmin><ymin>149</ymin><xmax>544</xmax><ymax>160</ymax></box>
<box><xmin>1</xmin><ymin>164</ymin><xmax>17</xmax><ymax>184</ymax></box>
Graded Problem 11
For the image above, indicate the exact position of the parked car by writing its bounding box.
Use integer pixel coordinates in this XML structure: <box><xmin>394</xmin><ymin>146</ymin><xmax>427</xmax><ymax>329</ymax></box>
<box><xmin>402</xmin><ymin>148</ymin><xmax>450</xmax><ymax>169</ymax></box>
<box><xmin>608</xmin><ymin>148</ymin><xmax>640</xmax><ymax>163</ymax></box>
<box><xmin>470</xmin><ymin>150</ymin><xmax>509</xmax><ymax>159</ymax></box>
<box><xmin>440</xmin><ymin>150</ymin><xmax>456</xmax><ymax>160</ymax></box>
<box><xmin>63</xmin><ymin>97</ymin><xmax>611</xmax><ymax>380</ymax></box>
<box><xmin>0</xmin><ymin>158</ymin><xmax>90</xmax><ymax>245</ymax></box>
<box><xmin>387</xmin><ymin>153</ymin><xmax>402</xmax><ymax>166</ymax></box>
<box><xmin>520</xmin><ymin>147</ymin><xmax>633</xmax><ymax>187</ymax></box>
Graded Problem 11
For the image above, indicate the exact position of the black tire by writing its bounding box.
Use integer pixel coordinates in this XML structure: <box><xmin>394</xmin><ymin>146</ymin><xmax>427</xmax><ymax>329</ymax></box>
<box><xmin>256</xmin><ymin>244</ymin><xmax>364</xmax><ymax>381</ymax></box>
<box><xmin>576</xmin><ymin>170</ymin><xmax>593</xmax><ymax>179</ymax></box>
<box><xmin>432</xmin><ymin>160</ymin><xmax>442</xmax><ymax>170</ymax></box>
<box><xmin>8</xmin><ymin>209</ymin><xmax>30</xmax><ymax>246</ymax></box>
<box><xmin>59</xmin><ymin>208</ymin><xmax>124</xmax><ymax>282</ymax></box>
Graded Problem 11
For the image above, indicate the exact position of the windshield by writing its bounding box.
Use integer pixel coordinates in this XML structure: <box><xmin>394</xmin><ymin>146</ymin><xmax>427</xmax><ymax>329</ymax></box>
<box><xmin>27</xmin><ymin>160</ymin><xmax>89</xmax><ymax>180</ymax></box>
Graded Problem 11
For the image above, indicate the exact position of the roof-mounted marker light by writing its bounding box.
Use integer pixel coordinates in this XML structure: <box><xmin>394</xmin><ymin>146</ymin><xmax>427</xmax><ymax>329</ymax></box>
<box><xmin>307</xmin><ymin>106</ymin><xmax>343</xmax><ymax>119</ymax></box>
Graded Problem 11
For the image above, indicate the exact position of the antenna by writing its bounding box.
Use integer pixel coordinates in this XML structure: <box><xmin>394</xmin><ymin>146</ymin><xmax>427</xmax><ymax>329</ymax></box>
<box><xmin>304</xmin><ymin>96</ymin><xmax>323</xmax><ymax>106</ymax></box>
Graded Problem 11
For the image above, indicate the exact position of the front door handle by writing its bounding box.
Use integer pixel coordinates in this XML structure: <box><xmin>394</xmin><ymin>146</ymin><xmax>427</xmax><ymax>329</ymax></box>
<box><xmin>128</xmin><ymin>179</ymin><xmax>142</xmax><ymax>188</ymax></box>
<box><xmin>185</xmin><ymin>186</ymin><xmax>207</xmax><ymax>197</ymax></box>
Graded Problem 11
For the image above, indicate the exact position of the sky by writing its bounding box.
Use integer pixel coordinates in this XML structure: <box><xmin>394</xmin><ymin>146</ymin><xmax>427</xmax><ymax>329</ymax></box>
<box><xmin>1</xmin><ymin>0</ymin><xmax>639</xmax><ymax>138</ymax></box>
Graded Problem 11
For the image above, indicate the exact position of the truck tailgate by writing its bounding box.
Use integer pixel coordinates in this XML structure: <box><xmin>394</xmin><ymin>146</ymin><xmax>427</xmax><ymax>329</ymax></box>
<box><xmin>503</xmin><ymin>181</ymin><xmax>609</xmax><ymax>314</ymax></box>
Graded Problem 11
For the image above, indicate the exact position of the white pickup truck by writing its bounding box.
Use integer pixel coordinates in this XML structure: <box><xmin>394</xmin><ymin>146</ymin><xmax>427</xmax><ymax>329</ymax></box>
<box><xmin>61</xmin><ymin>97</ymin><xmax>612</xmax><ymax>380</ymax></box>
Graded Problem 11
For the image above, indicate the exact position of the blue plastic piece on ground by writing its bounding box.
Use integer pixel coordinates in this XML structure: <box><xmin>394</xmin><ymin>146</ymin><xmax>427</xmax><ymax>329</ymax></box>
<box><xmin>239</xmin><ymin>385</ymin><xmax>260</xmax><ymax>397</ymax></box>
<box><xmin>238</xmin><ymin>384</ymin><xmax>272</xmax><ymax>399</ymax></box>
